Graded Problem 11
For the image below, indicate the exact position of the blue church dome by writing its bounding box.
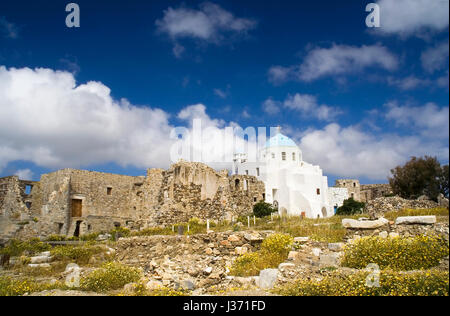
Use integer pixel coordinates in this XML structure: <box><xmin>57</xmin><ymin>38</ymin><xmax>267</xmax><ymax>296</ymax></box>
<box><xmin>265</xmin><ymin>133</ymin><xmax>298</xmax><ymax>148</ymax></box>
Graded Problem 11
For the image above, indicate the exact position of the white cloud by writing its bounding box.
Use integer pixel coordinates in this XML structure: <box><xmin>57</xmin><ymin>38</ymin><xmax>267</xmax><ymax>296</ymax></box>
<box><xmin>172</xmin><ymin>43</ymin><xmax>185</xmax><ymax>59</ymax></box>
<box><xmin>155</xmin><ymin>2</ymin><xmax>256</xmax><ymax>51</ymax></box>
<box><xmin>385</xmin><ymin>101</ymin><xmax>449</xmax><ymax>139</ymax></box>
<box><xmin>0</xmin><ymin>17</ymin><xmax>19</xmax><ymax>39</ymax></box>
<box><xmin>421</xmin><ymin>41</ymin><xmax>449</xmax><ymax>73</ymax></box>
<box><xmin>213</xmin><ymin>88</ymin><xmax>227</xmax><ymax>99</ymax></box>
<box><xmin>267</xmin><ymin>66</ymin><xmax>291</xmax><ymax>85</ymax></box>
<box><xmin>298</xmin><ymin>123</ymin><xmax>448</xmax><ymax>180</ymax></box>
<box><xmin>283</xmin><ymin>94</ymin><xmax>341</xmax><ymax>121</ymax></box>
<box><xmin>0</xmin><ymin>66</ymin><xmax>177</xmax><ymax>172</ymax></box>
<box><xmin>262</xmin><ymin>94</ymin><xmax>341</xmax><ymax>121</ymax></box>
<box><xmin>262</xmin><ymin>98</ymin><xmax>281</xmax><ymax>115</ymax></box>
<box><xmin>387</xmin><ymin>75</ymin><xmax>431</xmax><ymax>90</ymax></box>
<box><xmin>14</xmin><ymin>169</ymin><xmax>33</xmax><ymax>180</ymax></box>
<box><xmin>0</xmin><ymin>66</ymin><xmax>261</xmax><ymax>173</ymax></box>
<box><xmin>269</xmin><ymin>44</ymin><xmax>398</xmax><ymax>83</ymax></box>
<box><xmin>375</xmin><ymin>0</ymin><xmax>449</xmax><ymax>38</ymax></box>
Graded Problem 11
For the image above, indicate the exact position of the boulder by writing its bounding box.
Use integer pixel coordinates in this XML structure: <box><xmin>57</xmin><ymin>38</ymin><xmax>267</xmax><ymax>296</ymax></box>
<box><xmin>395</xmin><ymin>216</ymin><xmax>436</xmax><ymax>225</ymax></box>
<box><xmin>328</xmin><ymin>243</ymin><xmax>344</xmax><ymax>251</ymax></box>
<box><xmin>379</xmin><ymin>231</ymin><xmax>388</xmax><ymax>238</ymax></box>
<box><xmin>30</xmin><ymin>255</ymin><xmax>51</xmax><ymax>264</ymax></box>
<box><xmin>312</xmin><ymin>248</ymin><xmax>321</xmax><ymax>257</ymax></box>
<box><xmin>319</xmin><ymin>253</ymin><xmax>340</xmax><ymax>268</ymax></box>
<box><xmin>146</xmin><ymin>280</ymin><xmax>163</xmax><ymax>290</ymax></box>
<box><xmin>178</xmin><ymin>279</ymin><xmax>196</xmax><ymax>291</ymax></box>
<box><xmin>342</xmin><ymin>217</ymin><xmax>389</xmax><ymax>229</ymax></box>
<box><xmin>257</xmin><ymin>269</ymin><xmax>278</xmax><ymax>289</ymax></box>
<box><xmin>287</xmin><ymin>251</ymin><xmax>299</xmax><ymax>261</ymax></box>
<box><xmin>228</xmin><ymin>235</ymin><xmax>241</xmax><ymax>242</ymax></box>
<box><xmin>293</xmin><ymin>237</ymin><xmax>309</xmax><ymax>243</ymax></box>
<box><xmin>278</xmin><ymin>262</ymin><xmax>295</xmax><ymax>271</ymax></box>
<box><xmin>235</xmin><ymin>247</ymin><xmax>247</xmax><ymax>255</ymax></box>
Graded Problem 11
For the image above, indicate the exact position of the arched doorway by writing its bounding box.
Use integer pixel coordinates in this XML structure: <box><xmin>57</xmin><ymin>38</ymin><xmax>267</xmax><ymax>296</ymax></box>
<box><xmin>321</xmin><ymin>207</ymin><xmax>327</xmax><ymax>218</ymax></box>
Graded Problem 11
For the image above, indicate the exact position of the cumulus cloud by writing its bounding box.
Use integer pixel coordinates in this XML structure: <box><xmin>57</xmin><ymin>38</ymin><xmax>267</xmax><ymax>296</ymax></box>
<box><xmin>262</xmin><ymin>94</ymin><xmax>341</xmax><ymax>121</ymax></box>
<box><xmin>269</xmin><ymin>44</ymin><xmax>398</xmax><ymax>83</ymax></box>
<box><xmin>421</xmin><ymin>41</ymin><xmax>449</xmax><ymax>73</ymax></box>
<box><xmin>0</xmin><ymin>66</ymin><xmax>176</xmax><ymax>172</ymax></box>
<box><xmin>385</xmin><ymin>101</ymin><xmax>449</xmax><ymax>139</ymax></box>
<box><xmin>0</xmin><ymin>17</ymin><xmax>19</xmax><ymax>39</ymax></box>
<box><xmin>374</xmin><ymin>0</ymin><xmax>449</xmax><ymax>38</ymax></box>
<box><xmin>0</xmin><ymin>66</ymin><xmax>264</xmax><ymax>174</ymax></box>
<box><xmin>298</xmin><ymin>123</ymin><xmax>448</xmax><ymax>180</ymax></box>
<box><xmin>14</xmin><ymin>169</ymin><xmax>33</xmax><ymax>180</ymax></box>
<box><xmin>155</xmin><ymin>2</ymin><xmax>256</xmax><ymax>56</ymax></box>
<box><xmin>387</xmin><ymin>75</ymin><xmax>432</xmax><ymax>90</ymax></box>
<box><xmin>262</xmin><ymin>98</ymin><xmax>281</xmax><ymax>115</ymax></box>
<box><xmin>283</xmin><ymin>94</ymin><xmax>341</xmax><ymax>121</ymax></box>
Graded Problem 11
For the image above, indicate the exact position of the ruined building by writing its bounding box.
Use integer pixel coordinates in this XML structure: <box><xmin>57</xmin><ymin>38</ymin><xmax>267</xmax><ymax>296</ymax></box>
<box><xmin>334</xmin><ymin>180</ymin><xmax>393</xmax><ymax>203</ymax></box>
<box><xmin>0</xmin><ymin>161</ymin><xmax>264</xmax><ymax>241</ymax></box>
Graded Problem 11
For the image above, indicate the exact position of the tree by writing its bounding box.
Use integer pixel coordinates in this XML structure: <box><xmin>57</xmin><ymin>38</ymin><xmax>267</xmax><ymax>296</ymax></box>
<box><xmin>335</xmin><ymin>198</ymin><xmax>365</xmax><ymax>215</ymax></box>
<box><xmin>389</xmin><ymin>156</ymin><xmax>448</xmax><ymax>201</ymax></box>
<box><xmin>253</xmin><ymin>202</ymin><xmax>277</xmax><ymax>218</ymax></box>
<box><xmin>439</xmin><ymin>165</ymin><xmax>449</xmax><ymax>198</ymax></box>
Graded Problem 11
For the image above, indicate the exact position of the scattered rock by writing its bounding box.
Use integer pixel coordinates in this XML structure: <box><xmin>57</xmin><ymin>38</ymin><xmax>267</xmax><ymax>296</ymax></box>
<box><xmin>235</xmin><ymin>247</ymin><xmax>247</xmax><ymax>255</ymax></box>
<box><xmin>312</xmin><ymin>248</ymin><xmax>321</xmax><ymax>257</ymax></box>
<box><xmin>328</xmin><ymin>243</ymin><xmax>344</xmax><ymax>251</ymax></box>
<box><xmin>257</xmin><ymin>269</ymin><xmax>278</xmax><ymax>289</ymax></box>
<box><xmin>395</xmin><ymin>216</ymin><xmax>436</xmax><ymax>225</ymax></box>
<box><xmin>319</xmin><ymin>253</ymin><xmax>340</xmax><ymax>268</ymax></box>
<box><xmin>379</xmin><ymin>231</ymin><xmax>388</xmax><ymax>238</ymax></box>
<box><xmin>294</xmin><ymin>237</ymin><xmax>309</xmax><ymax>243</ymax></box>
<box><xmin>288</xmin><ymin>251</ymin><xmax>299</xmax><ymax>261</ymax></box>
<box><xmin>342</xmin><ymin>218</ymin><xmax>389</xmax><ymax>229</ymax></box>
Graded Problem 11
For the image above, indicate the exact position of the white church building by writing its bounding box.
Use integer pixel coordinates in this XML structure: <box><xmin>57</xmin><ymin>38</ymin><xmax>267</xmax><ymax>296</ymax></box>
<box><xmin>233</xmin><ymin>130</ymin><xmax>347</xmax><ymax>218</ymax></box>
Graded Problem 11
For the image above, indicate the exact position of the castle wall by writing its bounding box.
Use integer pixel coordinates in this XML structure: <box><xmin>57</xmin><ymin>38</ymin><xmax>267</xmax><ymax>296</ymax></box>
<box><xmin>360</xmin><ymin>184</ymin><xmax>393</xmax><ymax>203</ymax></box>
<box><xmin>1</xmin><ymin>162</ymin><xmax>265</xmax><ymax>239</ymax></box>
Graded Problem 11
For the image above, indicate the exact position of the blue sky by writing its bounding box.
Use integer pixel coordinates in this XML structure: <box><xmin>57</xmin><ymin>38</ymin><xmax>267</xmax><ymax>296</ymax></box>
<box><xmin>0</xmin><ymin>0</ymin><xmax>449</xmax><ymax>185</ymax></box>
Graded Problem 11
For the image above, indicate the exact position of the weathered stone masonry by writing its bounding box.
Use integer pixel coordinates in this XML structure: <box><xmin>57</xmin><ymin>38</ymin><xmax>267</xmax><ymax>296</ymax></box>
<box><xmin>0</xmin><ymin>161</ymin><xmax>265</xmax><ymax>240</ymax></box>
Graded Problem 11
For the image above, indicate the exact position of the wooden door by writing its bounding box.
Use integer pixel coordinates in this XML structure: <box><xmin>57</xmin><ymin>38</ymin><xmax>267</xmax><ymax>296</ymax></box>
<box><xmin>71</xmin><ymin>199</ymin><xmax>82</xmax><ymax>217</ymax></box>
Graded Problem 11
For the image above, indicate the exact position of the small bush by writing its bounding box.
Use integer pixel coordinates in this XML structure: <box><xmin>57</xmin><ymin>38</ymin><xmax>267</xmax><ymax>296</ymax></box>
<box><xmin>51</xmin><ymin>244</ymin><xmax>105</xmax><ymax>265</ymax></box>
<box><xmin>0</xmin><ymin>239</ymin><xmax>50</xmax><ymax>257</ymax></box>
<box><xmin>341</xmin><ymin>235</ymin><xmax>449</xmax><ymax>271</ymax></box>
<box><xmin>253</xmin><ymin>202</ymin><xmax>276</xmax><ymax>218</ymax></box>
<box><xmin>275</xmin><ymin>270</ymin><xmax>449</xmax><ymax>296</ymax></box>
<box><xmin>336</xmin><ymin>198</ymin><xmax>365</xmax><ymax>215</ymax></box>
<box><xmin>45</xmin><ymin>235</ymin><xmax>67</xmax><ymax>242</ymax></box>
<box><xmin>230</xmin><ymin>233</ymin><xmax>293</xmax><ymax>277</ymax></box>
<box><xmin>109</xmin><ymin>227</ymin><xmax>131</xmax><ymax>240</ymax></box>
<box><xmin>0</xmin><ymin>276</ymin><xmax>66</xmax><ymax>296</ymax></box>
<box><xmin>80</xmin><ymin>262</ymin><xmax>141</xmax><ymax>292</ymax></box>
<box><xmin>119</xmin><ymin>281</ymin><xmax>189</xmax><ymax>296</ymax></box>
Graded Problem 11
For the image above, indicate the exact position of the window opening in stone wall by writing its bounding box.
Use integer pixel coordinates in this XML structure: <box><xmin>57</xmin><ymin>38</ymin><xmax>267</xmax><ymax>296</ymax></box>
<box><xmin>107</xmin><ymin>187</ymin><xmax>112</xmax><ymax>195</ymax></box>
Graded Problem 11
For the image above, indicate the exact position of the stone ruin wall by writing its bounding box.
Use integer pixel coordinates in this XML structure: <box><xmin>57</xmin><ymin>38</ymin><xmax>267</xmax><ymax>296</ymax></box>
<box><xmin>360</xmin><ymin>184</ymin><xmax>393</xmax><ymax>203</ymax></box>
<box><xmin>138</xmin><ymin>162</ymin><xmax>265</xmax><ymax>227</ymax></box>
<box><xmin>334</xmin><ymin>179</ymin><xmax>361</xmax><ymax>201</ymax></box>
<box><xmin>1</xmin><ymin>162</ymin><xmax>265</xmax><ymax>239</ymax></box>
<box><xmin>334</xmin><ymin>180</ymin><xmax>393</xmax><ymax>203</ymax></box>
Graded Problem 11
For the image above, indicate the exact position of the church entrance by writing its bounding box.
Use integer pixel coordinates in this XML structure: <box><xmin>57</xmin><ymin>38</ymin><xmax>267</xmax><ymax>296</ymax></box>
<box><xmin>321</xmin><ymin>207</ymin><xmax>327</xmax><ymax>218</ymax></box>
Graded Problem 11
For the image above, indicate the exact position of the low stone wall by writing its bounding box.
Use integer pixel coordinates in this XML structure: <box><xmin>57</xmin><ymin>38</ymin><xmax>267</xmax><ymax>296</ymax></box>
<box><xmin>113</xmin><ymin>231</ymin><xmax>273</xmax><ymax>289</ymax></box>
<box><xmin>365</xmin><ymin>196</ymin><xmax>439</xmax><ymax>218</ymax></box>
